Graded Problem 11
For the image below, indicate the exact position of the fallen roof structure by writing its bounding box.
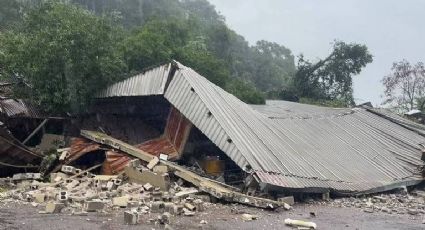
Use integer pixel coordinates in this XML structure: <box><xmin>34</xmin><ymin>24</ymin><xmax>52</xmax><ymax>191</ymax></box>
<box><xmin>96</xmin><ymin>61</ymin><xmax>425</xmax><ymax>195</ymax></box>
<box><xmin>0</xmin><ymin>122</ymin><xmax>42</xmax><ymax>176</ymax></box>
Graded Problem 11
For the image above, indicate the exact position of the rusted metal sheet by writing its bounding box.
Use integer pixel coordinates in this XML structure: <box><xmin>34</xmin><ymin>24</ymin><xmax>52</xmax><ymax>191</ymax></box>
<box><xmin>164</xmin><ymin>106</ymin><xmax>192</xmax><ymax>153</ymax></box>
<box><xmin>137</xmin><ymin>137</ymin><xmax>177</xmax><ymax>159</ymax></box>
<box><xmin>102</xmin><ymin>150</ymin><xmax>132</xmax><ymax>175</ymax></box>
<box><xmin>135</xmin><ymin>106</ymin><xmax>192</xmax><ymax>160</ymax></box>
<box><xmin>67</xmin><ymin>138</ymin><xmax>101</xmax><ymax>163</ymax></box>
<box><xmin>0</xmin><ymin>123</ymin><xmax>42</xmax><ymax>175</ymax></box>
<box><xmin>52</xmin><ymin>137</ymin><xmax>102</xmax><ymax>172</ymax></box>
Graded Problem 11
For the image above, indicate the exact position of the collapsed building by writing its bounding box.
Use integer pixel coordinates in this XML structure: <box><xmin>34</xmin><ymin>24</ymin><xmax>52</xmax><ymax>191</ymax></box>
<box><xmin>69</xmin><ymin>61</ymin><xmax>424</xmax><ymax>196</ymax></box>
<box><xmin>1</xmin><ymin>61</ymin><xmax>425</xmax><ymax>201</ymax></box>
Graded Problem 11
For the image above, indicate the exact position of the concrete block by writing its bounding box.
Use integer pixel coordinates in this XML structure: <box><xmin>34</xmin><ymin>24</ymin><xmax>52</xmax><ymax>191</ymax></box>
<box><xmin>113</xmin><ymin>179</ymin><xmax>122</xmax><ymax>186</ymax></box>
<box><xmin>65</xmin><ymin>180</ymin><xmax>80</xmax><ymax>190</ymax></box>
<box><xmin>143</xmin><ymin>183</ymin><xmax>154</xmax><ymax>191</ymax></box>
<box><xmin>59</xmin><ymin>151</ymin><xmax>68</xmax><ymax>161</ymax></box>
<box><xmin>106</xmin><ymin>181</ymin><xmax>114</xmax><ymax>191</ymax></box>
<box><xmin>153</xmin><ymin>165</ymin><xmax>169</xmax><ymax>174</ymax></box>
<box><xmin>45</xmin><ymin>202</ymin><xmax>65</xmax><ymax>213</ymax></box>
<box><xmin>277</xmin><ymin>196</ymin><xmax>295</xmax><ymax>205</ymax></box>
<box><xmin>184</xmin><ymin>203</ymin><xmax>196</xmax><ymax>211</ymax></box>
<box><xmin>164</xmin><ymin>202</ymin><xmax>180</xmax><ymax>215</ymax></box>
<box><xmin>32</xmin><ymin>193</ymin><xmax>46</xmax><ymax>203</ymax></box>
<box><xmin>129</xmin><ymin>159</ymin><xmax>141</xmax><ymax>168</ymax></box>
<box><xmin>158</xmin><ymin>212</ymin><xmax>171</xmax><ymax>224</ymax></box>
<box><xmin>125</xmin><ymin>166</ymin><xmax>170</xmax><ymax>191</ymax></box>
<box><xmin>58</xmin><ymin>191</ymin><xmax>68</xmax><ymax>201</ymax></box>
<box><xmin>194</xmin><ymin>199</ymin><xmax>204</xmax><ymax>212</ymax></box>
<box><xmin>50</xmin><ymin>172</ymin><xmax>69</xmax><ymax>183</ymax></box>
<box><xmin>85</xmin><ymin>200</ymin><xmax>104</xmax><ymax>212</ymax></box>
<box><xmin>147</xmin><ymin>156</ymin><xmax>159</xmax><ymax>170</ymax></box>
<box><xmin>98</xmin><ymin>192</ymin><xmax>108</xmax><ymax>199</ymax></box>
<box><xmin>152</xmin><ymin>191</ymin><xmax>163</xmax><ymax>201</ymax></box>
<box><xmin>151</xmin><ymin>201</ymin><xmax>165</xmax><ymax>213</ymax></box>
<box><xmin>61</xmin><ymin>165</ymin><xmax>76</xmax><ymax>175</ymax></box>
<box><xmin>124</xmin><ymin>211</ymin><xmax>138</xmax><ymax>225</ymax></box>
<box><xmin>113</xmin><ymin>196</ymin><xmax>129</xmax><ymax>207</ymax></box>
<box><xmin>322</xmin><ymin>192</ymin><xmax>330</xmax><ymax>201</ymax></box>
<box><xmin>159</xmin><ymin>154</ymin><xmax>169</xmax><ymax>161</ymax></box>
<box><xmin>183</xmin><ymin>208</ymin><xmax>195</xmax><ymax>216</ymax></box>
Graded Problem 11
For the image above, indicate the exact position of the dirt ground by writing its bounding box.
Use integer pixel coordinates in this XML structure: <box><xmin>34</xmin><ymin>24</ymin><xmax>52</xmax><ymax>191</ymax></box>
<box><xmin>0</xmin><ymin>201</ymin><xmax>423</xmax><ymax>230</ymax></box>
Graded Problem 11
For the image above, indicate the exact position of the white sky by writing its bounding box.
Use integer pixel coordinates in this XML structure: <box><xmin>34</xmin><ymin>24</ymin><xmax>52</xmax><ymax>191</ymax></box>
<box><xmin>208</xmin><ymin>0</ymin><xmax>425</xmax><ymax>106</ymax></box>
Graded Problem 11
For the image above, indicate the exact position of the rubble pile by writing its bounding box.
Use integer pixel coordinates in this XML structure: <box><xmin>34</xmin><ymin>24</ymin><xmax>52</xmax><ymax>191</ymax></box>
<box><xmin>0</xmin><ymin>164</ymin><xmax>213</xmax><ymax>226</ymax></box>
<box><xmin>326</xmin><ymin>189</ymin><xmax>425</xmax><ymax>215</ymax></box>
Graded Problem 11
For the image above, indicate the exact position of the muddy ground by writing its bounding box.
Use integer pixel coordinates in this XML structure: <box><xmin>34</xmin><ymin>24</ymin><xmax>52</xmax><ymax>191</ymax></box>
<box><xmin>0</xmin><ymin>201</ymin><xmax>423</xmax><ymax>230</ymax></box>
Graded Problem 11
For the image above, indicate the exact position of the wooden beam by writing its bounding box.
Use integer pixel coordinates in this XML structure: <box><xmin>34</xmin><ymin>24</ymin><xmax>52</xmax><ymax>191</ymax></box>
<box><xmin>23</xmin><ymin>118</ymin><xmax>49</xmax><ymax>144</ymax></box>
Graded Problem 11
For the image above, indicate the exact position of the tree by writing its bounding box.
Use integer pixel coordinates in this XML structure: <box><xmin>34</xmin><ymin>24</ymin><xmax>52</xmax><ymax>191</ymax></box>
<box><xmin>382</xmin><ymin>60</ymin><xmax>425</xmax><ymax>113</ymax></box>
<box><xmin>225</xmin><ymin>79</ymin><xmax>265</xmax><ymax>104</ymax></box>
<box><xmin>0</xmin><ymin>1</ymin><xmax>126</xmax><ymax>113</ymax></box>
<box><xmin>294</xmin><ymin>41</ymin><xmax>373</xmax><ymax>106</ymax></box>
<box><xmin>251</xmin><ymin>40</ymin><xmax>295</xmax><ymax>93</ymax></box>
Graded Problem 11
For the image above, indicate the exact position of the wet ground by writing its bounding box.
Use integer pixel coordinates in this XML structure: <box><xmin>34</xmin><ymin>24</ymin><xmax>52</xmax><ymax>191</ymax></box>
<box><xmin>0</xmin><ymin>201</ymin><xmax>423</xmax><ymax>230</ymax></box>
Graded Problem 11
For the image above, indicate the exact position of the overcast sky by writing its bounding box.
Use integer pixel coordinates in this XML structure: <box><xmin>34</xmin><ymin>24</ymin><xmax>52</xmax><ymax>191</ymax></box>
<box><xmin>208</xmin><ymin>0</ymin><xmax>425</xmax><ymax>106</ymax></box>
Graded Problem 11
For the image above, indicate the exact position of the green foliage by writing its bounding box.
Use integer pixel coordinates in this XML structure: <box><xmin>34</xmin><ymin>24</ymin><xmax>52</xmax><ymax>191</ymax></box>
<box><xmin>2</xmin><ymin>0</ymin><xmax>303</xmax><ymax>109</ymax></box>
<box><xmin>0</xmin><ymin>0</ymin><xmax>22</xmax><ymax>30</ymax></box>
<box><xmin>294</xmin><ymin>41</ymin><xmax>373</xmax><ymax>106</ymax></box>
<box><xmin>225</xmin><ymin>79</ymin><xmax>265</xmax><ymax>104</ymax></box>
<box><xmin>251</xmin><ymin>40</ymin><xmax>295</xmax><ymax>92</ymax></box>
<box><xmin>71</xmin><ymin>0</ymin><xmax>294</xmax><ymax>102</ymax></box>
<box><xmin>0</xmin><ymin>1</ymin><xmax>126</xmax><ymax>113</ymax></box>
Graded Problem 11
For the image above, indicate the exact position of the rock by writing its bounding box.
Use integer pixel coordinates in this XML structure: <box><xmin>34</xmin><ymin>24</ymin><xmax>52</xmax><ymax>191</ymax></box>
<box><xmin>241</xmin><ymin>214</ymin><xmax>258</xmax><ymax>221</ymax></box>
<box><xmin>200</xmin><ymin>220</ymin><xmax>207</xmax><ymax>224</ymax></box>
<box><xmin>45</xmin><ymin>202</ymin><xmax>65</xmax><ymax>214</ymax></box>
<box><xmin>283</xmin><ymin>203</ymin><xmax>291</xmax><ymax>210</ymax></box>
<box><xmin>124</xmin><ymin>211</ymin><xmax>138</xmax><ymax>225</ymax></box>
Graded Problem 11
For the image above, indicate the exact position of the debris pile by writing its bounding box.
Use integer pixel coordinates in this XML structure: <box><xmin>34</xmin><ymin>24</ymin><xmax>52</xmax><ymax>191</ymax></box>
<box><xmin>325</xmin><ymin>190</ymin><xmax>425</xmax><ymax>215</ymax></box>
<box><xmin>0</xmin><ymin>163</ymin><xmax>216</xmax><ymax>226</ymax></box>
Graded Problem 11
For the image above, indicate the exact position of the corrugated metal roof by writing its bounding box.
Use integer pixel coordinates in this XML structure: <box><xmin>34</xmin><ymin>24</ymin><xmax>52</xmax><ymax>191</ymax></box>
<box><xmin>250</xmin><ymin>100</ymin><xmax>353</xmax><ymax>119</ymax></box>
<box><xmin>97</xmin><ymin>63</ymin><xmax>172</xmax><ymax>98</ymax></box>
<box><xmin>99</xmin><ymin>61</ymin><xmax>425</xmax><ymax>194</ymax></box>
<box><xmin>164</xmin><ymin>62</ymin><xmax>424</xmax><ymax>193</ymax></box>
<box><xmin>0</xmin><ymin>99</ymin><xmax>44</xmax><ymax>118</ymax></box>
